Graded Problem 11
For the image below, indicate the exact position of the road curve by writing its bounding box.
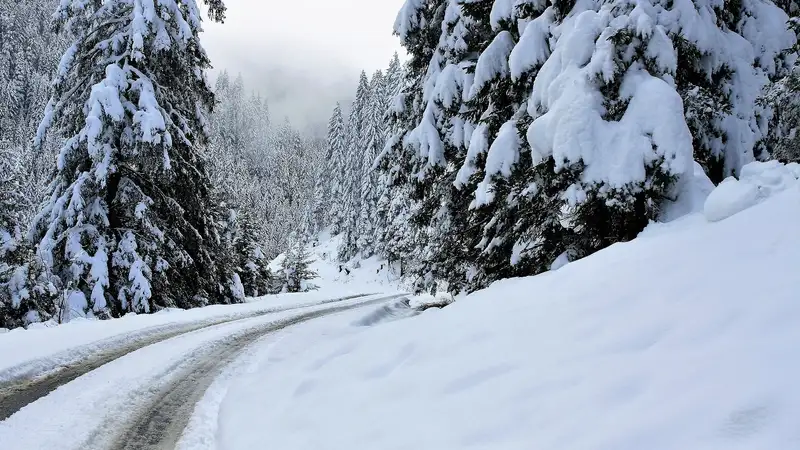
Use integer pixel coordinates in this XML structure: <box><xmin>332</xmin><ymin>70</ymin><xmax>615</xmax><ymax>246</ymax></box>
<box><xmin>0</xmin><ymin>293</ymin><xmax>374</xmax><ymax>421</ymax></box>
<box><xmin>107</xmin><ymin>294</ymin><xmax>406</xmax><ymax>450</ymax></box>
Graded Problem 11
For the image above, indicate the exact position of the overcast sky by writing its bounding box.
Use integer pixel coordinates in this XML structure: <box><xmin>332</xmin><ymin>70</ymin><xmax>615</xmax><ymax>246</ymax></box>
<box><xmin>203</xmin><ymin>0</ymin><xmax>406</xmax><ymax>135</ymax></box>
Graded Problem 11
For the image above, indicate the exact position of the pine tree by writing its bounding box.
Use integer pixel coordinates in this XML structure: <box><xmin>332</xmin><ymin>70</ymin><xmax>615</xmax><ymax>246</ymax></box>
<box><xmin>380</xmin><ymin>0</ymin><xmax>796</xmax><ymax>295</ymax></box>
<box><xmin>0</xmin><ymin>0</ymin><xmax>70</xmax><ymax>227</ymax></box>
<box><xmin>763</xmin><ymin>67</ymin><xmax>800</xmax><ymax>163</ymax></box>
<box><xmin>338</xmin><ymin>72</ymin><xmax>372</xmax><ymax>261</ymax></box>
<box><xmin>280</xmin><ymin>241</ymin><xmax>318</xmax><ymax>293</ymax></box>
<box><xmin>379</xmin><ymin>0</ymin><xmax>483</xmax><ymax>293</ymax></box>
<box><xmin>0</xmin><ymin>142</ymin><xmax>58</xmax><ymax>328</ymax></box>
<box><xmin>675</xmin><ymin>0</ymin><xmax>795</xmax><ymax>182</ymax></box>
<box><xmin>30</xmin><ymin>0</ymin><xmax>234</xmax><ymax>320</ymax></box>
<box><xmin>311</xmin><ymin>104</ymin><xmax>344</xmax><ymax>234</ymax></box>
<box><xmin>373</xmin><ymin>54</ymin><xmax>409</xmax><ymax>263</ymax></box>
<box><xmin>262</xmin><ymin>120</ymin><xmax>319</xmax><ymax>257</ymax></box>
<box><xmin>761</xmin><ymin>9</ymin><xmax>800</xmax><ymax>163</ymax></box>
<box><xmin>373</xmin><ymin>0</ymin><xmax>449</xmax><ymax>284</ymax></box>
<box><xmin>357</xmin><ymin>70</ymin><xmax>387</xmax><ymax>257</ymax></box>
<box><xmin>325</xmin><ymin>104</ymin><xmax>348</xmax><ymax>233</ymax></box>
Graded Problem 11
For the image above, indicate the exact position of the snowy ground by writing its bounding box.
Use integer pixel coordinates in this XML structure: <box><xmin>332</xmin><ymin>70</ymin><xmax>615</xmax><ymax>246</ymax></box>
<box><xmin>272</xmin><ymin>228</ymin><xmax>410</xmax><ymax>294</ymax></box>
<box><xmin>2</xmin><ymin>164</ymin><xmax>799</xmax><ymax>449</ymax></box>
<box><xmin>215</xmin><ymin>177</ymin><xmax>800</xmax><ymax>448</ymax></box>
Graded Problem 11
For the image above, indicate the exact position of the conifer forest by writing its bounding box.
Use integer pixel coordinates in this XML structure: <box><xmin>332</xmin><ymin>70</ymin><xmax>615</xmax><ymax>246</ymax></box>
<box><xmin>2</xmin><ymin>0</ymin><xmax>800</xmax><ymax>330</ymax></box>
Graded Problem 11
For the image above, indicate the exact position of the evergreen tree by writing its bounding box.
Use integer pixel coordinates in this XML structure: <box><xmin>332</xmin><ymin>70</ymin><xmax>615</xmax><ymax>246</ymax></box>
<box><xmin>31</xmin><ymin>0</ymin><xmax>234</xmax><ymax>320</ymax></box>
<box><xmin>262</xmin><ymin>120</ymin><xmax>319</xmax><ymax>257</ymax></box>
<box><xmin>378</xmin><ymin>0</ymin><xmax>796</xmax><ymax>295</ymax></box>
<box><xmin>338</xmin><ymin>72</ymin><xmax>372</xmax><ymax>261</ymax></box>
<box><xmin>762</xmin><ymin>10</ymin><xmax>800</xmax><ymax>163</ymax></box>
<box><xmin>357</xmin><ymin>70</ymin><xmax>387</xmax><ymax>257</ymax></box>
<box><xmin>325</xmin><ymin>104</ymin><xmax>348</xmax><ymax>233</ymax></box>
<box><xmin>384</xmin><ymin>52</ymin><xmax>406</xmax><ymax>102</ymax></box>
<box><xmin>312</xmin><ymin>104</ymin><xmax>345</xmax><ymax>234</ymax></box>
<box><xmin>0</xmin><ymin>0</ymin><xmax>70</xmax><ymax>226</ymax></box>
<box><xmin>373</xmin><ymin>0</ymin><xmax>449</xmax><ymax>284</ymax></box>
<box><xmin>674</xmin><ymin>0</ymin><xmax>796</xmax><ymax>182</ymax></box>
<box><xmin>763</xmin><ymin>67</ymin><xmax>800</xmax><ymax>163</ymax></box>
<box><xmin>0</xmin><ymin>142</ymin><xmax>58</xmax><ymax>328</ymax></box>
<box><xmin>279</xmin><ymin>241</ymin><xmax>319</xmax><ymax>293</ymax></box>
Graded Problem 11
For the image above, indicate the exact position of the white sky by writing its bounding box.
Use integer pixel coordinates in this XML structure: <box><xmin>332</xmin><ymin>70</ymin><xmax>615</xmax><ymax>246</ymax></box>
<box><xmin>202</xmin><ymin>0</ymin><xmax>406</xmax><ymax>134</ymax></box>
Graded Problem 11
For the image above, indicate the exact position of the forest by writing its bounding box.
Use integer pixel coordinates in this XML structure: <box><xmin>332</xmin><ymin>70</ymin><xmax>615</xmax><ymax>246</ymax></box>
<box><xmin>2</xmin><ymin>0</ymin><xmax>800</xmax><ymax>329</ymax></box>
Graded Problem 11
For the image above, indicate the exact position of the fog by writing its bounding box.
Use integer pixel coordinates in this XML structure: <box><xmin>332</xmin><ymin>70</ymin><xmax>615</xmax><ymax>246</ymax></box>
<box><xmin>203</xmin><ymin>0</ymin><xmax>406</xmax><ymax>136</ymax></box>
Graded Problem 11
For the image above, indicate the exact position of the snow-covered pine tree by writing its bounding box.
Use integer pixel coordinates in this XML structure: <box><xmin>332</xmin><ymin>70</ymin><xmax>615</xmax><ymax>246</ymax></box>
<box><xmin>227</xmin><ymin>207</ymin><xmax>276</xmax><ymax>297</ymax></box>
<box><xmin>381</xmin><ymin>0</ymin><xmax>490</xmax><ymax>293</ymax></box>
<box><xmin>31</xmin><ymin>0</ymin><xmax>235</xmax><ymax>320</ymax></box>
<box><xmin>262</xmin><ymin>120</ymin><xmax>319</xmax><ymax>257</ymax></box>
<box><xmin>0</xmin><ymin>0</ymin><xmax>71</xmax><ymax>225</ymax></box>
<box><xmin>449</xmin><ymin>0</ymin><xmax>554</xmax><ymax>290</ymax></box>
<box><xmin>763</xmin><ymin>67</ymin><xmax>800</xmax><ymax>163</ymax></box>
<box><xmin>381</xmin><ymin>0</ymin><xmax>796</xmax><ymax>294</ymax></box>
<box><xmin>0</xmin><ymin>141</ymin><xmax>58</xmax><ymax>328</ymax></box>
<box><xmin>0</xmin><ymin>144</ymin><xmax>24</xmax><ymax>266</ymax></box>
<box><xmin>385</xmin><ymin>53</ymin><xmax>406</xmax><ymax>100</ymax></box>
<box><xmin>325</xmin><ymin>103</ymin><xmax>348</xmax><ymax>233</ymax></box>
<box><xmin>512</xmin><ymin>0</ymin><xmax>712</xmax><ymax>274</ymax></box>
<box><xmin>280</xmin><ymin>241</ymin><xmax>319</xmax><ymax>293</ymax></box>
<box><xmin>311</xmin><ymin>104</ymin><xmax>344</xmax><ymax>235</ymax></box>
<box><xmin>357</xmin><ymin>70</ymin><xmax>387</xmax><ymax>257</ymax></box>
<box><xmin>338</xmin><ymin>72</ymin><xmax>372</xmax><ymax>261</ymax></box>
<box><xmin>761</xmin><ymin>6</ymin><xmax>800</xmax><ymax>163</ymax></box>
<box><xmin>673</xmin><ymin>0</ymin><xmax>796</xmax><ymax>182</ymax></box>
<box><xmin>373</xmin><ymin>0</ymin><xmax>449</xmax><ymax>285</ymax></box>
<box><xmin>372</xmin><ymin>54</ymin><xmax>409</xmax><ymax>263</ymax></box>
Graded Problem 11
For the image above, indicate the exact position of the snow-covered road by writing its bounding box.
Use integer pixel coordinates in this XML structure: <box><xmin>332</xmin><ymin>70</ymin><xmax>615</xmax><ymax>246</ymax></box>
<box><xmin>0</xmin><ymin>292</ymin><xmax>375</xmax><ymax>420</ymax></box>
<box><xmin>0</xmin><ymin>293</ymin><xmax>405</xmax><ymax>450</ymax></box>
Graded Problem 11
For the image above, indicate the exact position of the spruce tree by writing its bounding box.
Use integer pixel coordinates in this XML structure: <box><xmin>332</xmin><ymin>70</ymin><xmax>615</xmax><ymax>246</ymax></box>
<box><xmin>339</xmin><ymin>72</ymin><xmax>372</xmax><ymax>261</ymax></box>
<box><xmin>357</xmin><ymin>70</ymin><xmax>387</xmax><ymax>257</ymax></box>
<box><xmin>1</xmin><ymin>143</ymin><xmax>56</xmax><ymax>328</ymax></box>
<box><xmin>280</xmin><ymin>241</ymin><xmax>318</xmax><ymax>293</ymax></box>
<box><xmin>31</xmin><ymin>0</ymin><xmax>234</xmax><ymax>319</ymax></box>
<box><xmin>326</xmin><ymin>104</ymin><xmax>348</xmax><ymax>233</ymax></box>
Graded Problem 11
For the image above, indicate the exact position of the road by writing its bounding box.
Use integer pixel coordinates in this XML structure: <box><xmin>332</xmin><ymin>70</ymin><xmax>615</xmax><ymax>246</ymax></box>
<box><xmin>0</xmin><ymin>293</ymin><xmax>405</xmax><ymax>450</ymax></box>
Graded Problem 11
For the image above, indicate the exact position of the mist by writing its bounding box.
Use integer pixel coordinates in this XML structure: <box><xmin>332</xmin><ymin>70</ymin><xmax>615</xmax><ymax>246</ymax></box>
<box><xmin>202</xmin><ymin>0</ymin><xmax>406</xmax><ymax>135</ymax></box>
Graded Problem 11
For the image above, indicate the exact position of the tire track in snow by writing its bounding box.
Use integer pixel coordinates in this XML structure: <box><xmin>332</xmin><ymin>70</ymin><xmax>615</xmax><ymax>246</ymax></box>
<box><xmin>0</xmin><ymin>293</ymin><xmax>373</xmax><ymax>421</ymax></box>
<box><xmin>106</xmin><ymin>294</ymin><xmax>407</xmax><ymax>450</ymax></box>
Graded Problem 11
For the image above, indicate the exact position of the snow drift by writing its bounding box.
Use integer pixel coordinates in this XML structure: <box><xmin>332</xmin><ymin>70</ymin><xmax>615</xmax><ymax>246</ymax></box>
<box><xmin>217</xmin><ymin>180</ymin><xmax>800</xmax><ymax>449</ymax></box>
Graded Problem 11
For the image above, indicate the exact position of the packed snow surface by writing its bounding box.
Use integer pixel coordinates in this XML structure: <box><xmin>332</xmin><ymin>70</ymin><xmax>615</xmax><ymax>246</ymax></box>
<box><xmin>0</xmin><ymin>289</ymin><xmax>383</xmax><ymax>379</ymax></box>
<box><xmin>0</xmin><ymin>294</ymin><xmax>400</xmax><ymax>450</ymax></box>
<box><xmin>218</xmin><ymin>186</ymin><xmax>800</xmax><ymax>449</ymax></box>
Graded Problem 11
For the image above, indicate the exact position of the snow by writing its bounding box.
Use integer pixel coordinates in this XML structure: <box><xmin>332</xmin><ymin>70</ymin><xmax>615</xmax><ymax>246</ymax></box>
<box><xmin>509</xmin><ymin>8</ymin><xmax>553</xmax><ymax>80</ymax></box>
<box><xmin>394</xmin><ymin>0</ymin><xmax>426</xmax><ymax>43</ymax></box>
<box><xmin>216</xmin><ymin>185</ymin><xmax>800</xmax><ymax>450</ymax></box>
<box><xmin>528</xmin><ymin>7</ymin><xmax>695</xmax><ymax>192</ymax></box>
<box><xmin>660</xmin><ymin>161</ymin><xmax>716</xmax><ymax>222</ymax></box>
<box><xmin>0</xmin><ymin>294</ymin><xmax>398</xmax><ymax>450</ymax></box>
<box><xmin>276</xmin><ymin>228</ymin><xmax>408</xmax><ymax>295</ymax></box>
<box><xmin>468</xmin><ymin>30</ymin><xmax>515</xmax><ymax>100</ymax></box>
<box><xmin>454</xmin><ymin>123</ymin><xmax>489</xmax><ymax>188</ymax></box>
<box><xmin>704</xmin><ymin>160</ymin><xmax>800</xmax><ymax>222</ymax></box>
<box><xmin>473</xmin><ymin>120</ymin><xmax>520</xmax><ymax>207</ymax></box>
<box><xmin>490</xmin><ymin>0</ymin><xmax>515</xmax><ymax>30</ymax></box>
<box><xmin>0</xmin><ymin>291</ymin><xmax>392</xmax><ymax>382</ymax></box>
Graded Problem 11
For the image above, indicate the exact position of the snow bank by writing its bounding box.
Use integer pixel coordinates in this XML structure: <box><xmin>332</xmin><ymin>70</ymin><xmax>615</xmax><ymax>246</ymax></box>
<box><xmin>704</xmin><ymin>160</ymin><xmax>800</xmax><ymax>222</ymax></box>
<box><xmin>218</xmin><ymin>187</ymin><xmax>800</xmax><ymax>449</ymax></box>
